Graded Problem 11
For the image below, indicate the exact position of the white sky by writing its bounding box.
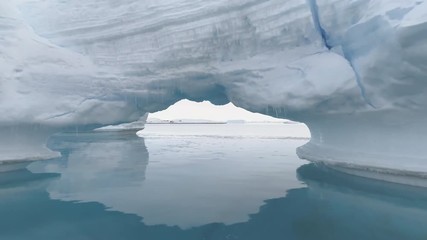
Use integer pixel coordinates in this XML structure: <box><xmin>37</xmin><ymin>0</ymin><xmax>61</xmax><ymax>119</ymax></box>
<box><xmin>150</xmin><ymin>99</ymin><xmax>283</xmax><ymax>122</ymax></box>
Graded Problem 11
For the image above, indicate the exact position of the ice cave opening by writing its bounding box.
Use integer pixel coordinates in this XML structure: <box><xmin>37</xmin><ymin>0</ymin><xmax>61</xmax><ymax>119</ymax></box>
<box><xmin>142</xmin><ymin>99</ymin><xmax>311</xmax><ymax>138</ymax></box>
<box><xmin>147</xmin><ymin>99</ymin><xmax>293</xmax><ymax>124</ymax></box>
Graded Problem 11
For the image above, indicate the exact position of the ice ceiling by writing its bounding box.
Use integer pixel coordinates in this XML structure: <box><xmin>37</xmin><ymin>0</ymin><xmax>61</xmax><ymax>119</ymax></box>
<box><xmin>1</xmin><ymin>0</ymin><xmax>427</xmax><ymax>175</ymax></box>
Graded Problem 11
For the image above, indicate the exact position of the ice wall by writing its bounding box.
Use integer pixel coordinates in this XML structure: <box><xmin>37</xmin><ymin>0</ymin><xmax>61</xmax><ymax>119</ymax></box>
<box><xmin>1</xmin><ymin>0</ymin><xmax>427</xmax><ymax>175</ymax></box>
<box><xmin>298</xmin><ymin>0</ymin><xmax>427</xmax><ymax>174</ymax></box>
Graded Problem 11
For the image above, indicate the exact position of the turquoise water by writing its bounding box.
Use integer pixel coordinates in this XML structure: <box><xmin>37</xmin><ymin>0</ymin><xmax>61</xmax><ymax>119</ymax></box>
<box><xmin>1</xmin><ymin>124</ymin><xmax>427</xmax><ymax>240</ymax></box>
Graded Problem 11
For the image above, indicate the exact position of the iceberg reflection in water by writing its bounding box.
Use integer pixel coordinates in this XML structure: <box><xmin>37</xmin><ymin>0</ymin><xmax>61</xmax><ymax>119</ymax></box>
<box><xmin>0</xmin><ymin>124</ymin><xmax>426</xmax><ymax>240</ymax></box>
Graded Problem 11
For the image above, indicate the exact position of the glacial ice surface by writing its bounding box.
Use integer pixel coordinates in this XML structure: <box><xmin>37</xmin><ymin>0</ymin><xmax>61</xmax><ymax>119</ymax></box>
<box><xmin>1</xmin><ymin>0</ymin><xmax>427</xmax><ymax>176</ymax></box>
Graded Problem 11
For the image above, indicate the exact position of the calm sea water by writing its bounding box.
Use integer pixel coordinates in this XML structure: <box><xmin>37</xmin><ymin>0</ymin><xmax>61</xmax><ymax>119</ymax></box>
<box><xmin>1</xmin><ymin>124</ymin><xmax>427</xmax><ymax>240</ymax></box>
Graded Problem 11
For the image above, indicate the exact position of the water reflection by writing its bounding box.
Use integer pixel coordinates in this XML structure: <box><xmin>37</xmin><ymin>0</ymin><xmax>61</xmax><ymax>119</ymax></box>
<box><xmin>0</xmin><ymin>169</ymin><xmax>150</xmax><ymax>240</ymax></box>
<box><xmin>294</xmin><ymin>164</ymin><xmax>427</xmax><ymax>240</ymax></box>
<box><xmin>31</xmin><ymin>130</ymin><xmax>305</xmax><ymax>228</ymax></box>
<box><xmin>1</xmin><ymin>129</ymin><xmax>427</xmax><ymax>239</ymax></box>
<box><xmin>40</xmin><ymin>132</ymin><xmax>149</xmax><ymax>201</ymax></box>
<box><xmin>0</xmin><ymin>169</ymin><xmax>59</xmax><ymax>187</ymax></box>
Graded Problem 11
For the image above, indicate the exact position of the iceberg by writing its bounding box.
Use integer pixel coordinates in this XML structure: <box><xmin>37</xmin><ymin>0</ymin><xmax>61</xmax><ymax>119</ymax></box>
<box><xmin>1</xmin><ymin>0</ymin><xmax>427</xmax><ymax>179</ymax></box>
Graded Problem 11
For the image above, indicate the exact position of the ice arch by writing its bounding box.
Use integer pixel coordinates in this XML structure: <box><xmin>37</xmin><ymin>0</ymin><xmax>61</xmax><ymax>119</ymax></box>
<box><xmin>2</xmin><ymin>1</ymin><xmax>427</xmax><ymax>176</ymax></box>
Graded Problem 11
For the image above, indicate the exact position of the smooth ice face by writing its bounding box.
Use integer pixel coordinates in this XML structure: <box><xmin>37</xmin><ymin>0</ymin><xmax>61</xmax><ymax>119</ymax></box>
<box><xmin>1</xmin><ymin>1</ymin><xmax>427</xmax><ymax>175</ymax></box>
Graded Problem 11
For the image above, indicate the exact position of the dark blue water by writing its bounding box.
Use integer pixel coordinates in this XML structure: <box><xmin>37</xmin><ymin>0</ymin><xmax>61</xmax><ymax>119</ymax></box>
<box><xmin>1</xmin><ymin>124</ymin><xmax>427</xmax><ymax>240</ymax></box>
